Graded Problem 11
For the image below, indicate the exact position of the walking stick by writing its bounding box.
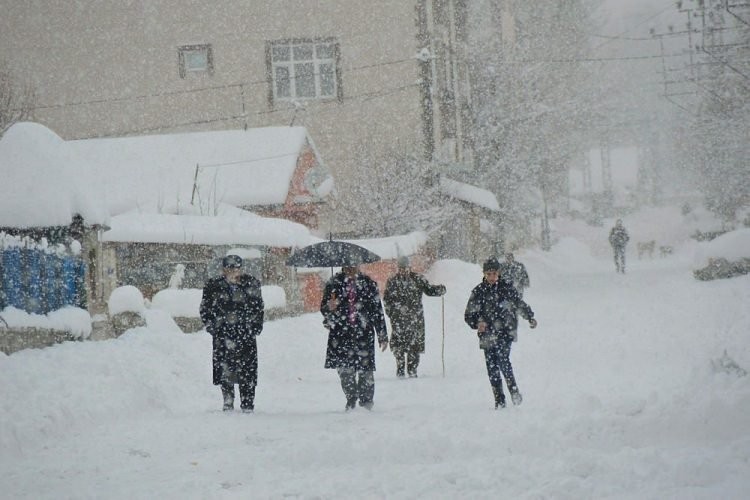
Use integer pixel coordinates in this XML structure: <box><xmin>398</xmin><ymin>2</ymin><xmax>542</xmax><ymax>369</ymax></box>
<box><xmin>441</xmin><ymin>295</ymin><xmax>446</xmax><ymax>378</ymax></box>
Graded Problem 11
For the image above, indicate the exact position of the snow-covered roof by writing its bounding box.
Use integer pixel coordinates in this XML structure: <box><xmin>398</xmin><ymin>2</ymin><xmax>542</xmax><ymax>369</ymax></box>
<box><xmin>439</xmin><ymin>176</ymin><xmax>500</xmax><ymax>212</ymax></box>
<box><xmin>346</xmin><ymin>231</ymin><xmax>428</xmax><ymax>260</ymax></box>
<box><xmin>0</xmin><ymin>122</ymin><xmax>330</xmax><ymax>229</ymax></box>
<box><xmin>102</xmin><ymin>211</ymin><xmax>314</xmax><ymax>248</ymax></box>
<box><xmin>0</xmin><ymin>123</ymin><xmax>110</xmax><ymax>228</ymax></box>
<box><xmin>68</xmin><ymin>125</ymin><xmax>321</xmax><ymax>214</ymax></box>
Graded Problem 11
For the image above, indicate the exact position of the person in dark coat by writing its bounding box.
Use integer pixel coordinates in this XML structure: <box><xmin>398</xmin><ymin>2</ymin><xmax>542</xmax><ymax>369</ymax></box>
<box><xmin>498</xmin><ymin>252</ymin><xmax>530</xmax><ymax>342</ymax></box>
<box><xmin>499</xmin><ymin>252</ymin><xmax>530</xmax><ymax>298</ymax></box>
<box><xmin>320</xmin><ymin>265</ymin><xmax>389</xmax><ymax>411</ymax></box>
<box><xmin>383</xmin><ymin>256</ymin><xmax>446</xmax><ymax>378</ymax></box>
<box><xmin>609</xmin><ymin>219</ymin><xmax>630</xmax><ymax>273</ymax></box>
<box><xmin>464</xmin><ymin>257</ymin><xmax>537</xmax><ymax>409</ymax></box>
<box><xmin>200</xmin><ymin>255</ymin><xmax>264</xmax><ymax>413</ymax></box>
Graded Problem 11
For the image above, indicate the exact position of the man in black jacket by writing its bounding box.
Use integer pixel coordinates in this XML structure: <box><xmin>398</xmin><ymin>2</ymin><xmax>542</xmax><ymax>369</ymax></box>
<box><xmin>321</xmin><ymin>265</ymin><xmax>388</xmax><ymax>411</ymax></box>
<box><xmin>200</xmin><ymin>255</ymin><xmax>264</xmax><ymax>413</ymax></box>
<box><xmin>464</xmin><ymin>257</ymin><xmax>537</xmax><ymax>409</ymax></box>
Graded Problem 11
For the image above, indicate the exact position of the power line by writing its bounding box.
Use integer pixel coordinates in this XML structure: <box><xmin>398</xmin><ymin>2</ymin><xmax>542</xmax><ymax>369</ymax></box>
<box><xmin>71</xmin><ymin>82</ymin><xmax>420</xmax><ymax>139</ymax></box>
<box><xmin>26</xmin><ymin>46</ymin><xmax>693</xmax><ymax>115</ymax></box>
<box><xmin>592</xmin><ymin>4</ymin><xmax>677</xmax><ymax>51</ymax></box>
<box><xmin>588</xmin><ymin>33</ymin><xmax>654</xmax><ymax>41</ymax></box>
<box><xmin>29</xmin><ymin>56</ymin><xmax>417</xmax><ymax>111</ymax></box>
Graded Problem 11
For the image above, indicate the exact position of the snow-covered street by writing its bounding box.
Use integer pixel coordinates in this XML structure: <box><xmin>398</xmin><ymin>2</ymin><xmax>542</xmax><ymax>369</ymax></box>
<box><xmin>2</xmin><ymin>244</ymin><xmax>749</xmax><ymax>499</ymax></box>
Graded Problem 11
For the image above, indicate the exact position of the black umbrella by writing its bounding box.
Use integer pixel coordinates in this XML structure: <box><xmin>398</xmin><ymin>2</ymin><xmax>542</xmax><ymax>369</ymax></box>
<box><xmin>286</xmin><ymin>240</ymin><xmax>381</xmax><ymax>268</ymax></box>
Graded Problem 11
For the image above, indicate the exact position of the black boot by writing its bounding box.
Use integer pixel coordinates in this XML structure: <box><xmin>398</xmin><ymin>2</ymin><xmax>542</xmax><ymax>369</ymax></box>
<box><xmin>492</xmin><ymin>385</ymin><xmax>506</xmax><ymax>409</ymax></box>
<box><xmin>221</xmin><ymin>385</ymin><xmax>235</xmax><ymax>412</ymax></box>
<box><xmin>240</xmin><ymin>384</ymin><xmax>256</xmax><ymax>413</ymax></box>
<box><xmin>345</xmin><ymin>397</ymin><xmax>357</xmax><ymax>411</ymax></box>
<box><xmin>395</xmin><ymin>354</ymin><xmax>406</xmax><ymax>379</ymax></box>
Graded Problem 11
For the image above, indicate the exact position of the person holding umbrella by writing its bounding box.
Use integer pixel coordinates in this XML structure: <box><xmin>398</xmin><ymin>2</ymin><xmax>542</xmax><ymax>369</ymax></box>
<box><xmin>383</xmin><ymin>256</ymin><xmax>446</xmax><ymax>378</ymax></box>
<box><xmin>320</xmin><ymin>264</ymin><xmax>389</xmax><ymax>411</ymax></box>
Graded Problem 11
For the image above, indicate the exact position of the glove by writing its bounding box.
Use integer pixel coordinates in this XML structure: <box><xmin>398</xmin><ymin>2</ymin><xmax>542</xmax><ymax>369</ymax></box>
<box><xmin>437</xmin><ymin>285</ymin><xmax>447</xmax><ymax>295</ymax></box>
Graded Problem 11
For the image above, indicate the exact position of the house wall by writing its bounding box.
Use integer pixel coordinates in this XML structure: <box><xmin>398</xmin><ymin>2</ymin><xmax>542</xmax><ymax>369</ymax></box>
<box><xmin>100</xmin><ymin>241</ymin><xmax>304</xmax><ymax>315</ymax></box>
<box><xmin>1</xmin><ymin>0</ymin><xmax>473</xmax><ymax>234</ymax></box>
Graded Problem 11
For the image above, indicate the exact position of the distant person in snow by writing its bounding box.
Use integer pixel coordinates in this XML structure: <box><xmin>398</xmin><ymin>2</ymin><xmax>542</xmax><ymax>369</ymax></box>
<box><xmin>200</xmin><ymin>255</ymin><xmax>264</xmax><ymax>413</ymax></box>
<box><xmin>498</xmin><ymin>252</ymin><xmax>530</xmax><ymax>342</ymax></box>
<box><xmin>608</xmin><ymin>219</ymin><xmax>630</xmax><ymax>273</ymax></box>
<box><xmin>320</xmin><ymin>264</ymin><xmax>389</xmax><ymax>411</ymax></box>
<box><xmin>464</xmin><ymin>257</ymin><xmax>537</xmax><ymax>409</ymax></box>
<box><xmin>499</xmin><ymin>252</ymin><xmax>530</xmax><ymax>298</ymax></box>
<box><xmin>383</xmin><ymin>256</ymin><xmax>446</xmax><ymax>378</ymax></box>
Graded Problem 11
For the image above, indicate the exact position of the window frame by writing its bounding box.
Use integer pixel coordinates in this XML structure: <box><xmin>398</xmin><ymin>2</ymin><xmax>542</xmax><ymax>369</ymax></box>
<box><xmin>266</xmin><ymin>38</ymin><xmax>341</xmax><ymax>104</ymax></box>
<box><xmin>178</xmin><ymin>44</ymin><xmax>214</xmax><ymax>78</ymax></box>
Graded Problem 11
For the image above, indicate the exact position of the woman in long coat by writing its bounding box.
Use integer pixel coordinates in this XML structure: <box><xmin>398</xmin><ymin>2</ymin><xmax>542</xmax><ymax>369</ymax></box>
<box><xmin>383</xmin><ymin>258</ymin><xmax>445</xmax><ymax>378</ymax></box>
<box><xmin>320</xmin><ymin>265</ymin><xmax>388</xmax><ymax>410</ymax></box>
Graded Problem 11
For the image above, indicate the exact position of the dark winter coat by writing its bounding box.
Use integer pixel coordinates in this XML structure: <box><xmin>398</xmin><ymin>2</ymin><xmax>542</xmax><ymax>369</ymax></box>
<box><xmin>498</xmin><ymin>261</ymin><xmax>530</xmax><ymax>295</ymax></box>
<box><xmin>383</xmin><ymin>270</ymin><xmax>444</xmax><ymax>353</ymax></box>
<box><xmin>464</xmin><ymin>278</ymin><xmax>534</xmax><ymax>349</ymax></box>
<box><xmin>200</xmin><ymin>274</ymin><xmax>264</xmax><ymax>386</ymax></box>
<box><xmin>609</xmin><ymin>226</ymin><xmax>630</xmax><ymax>248</ymax></box>
<box><xmin>320</xmin><ymin>271</ymin><xmax>388</xmax><ymax>371</ymax></box>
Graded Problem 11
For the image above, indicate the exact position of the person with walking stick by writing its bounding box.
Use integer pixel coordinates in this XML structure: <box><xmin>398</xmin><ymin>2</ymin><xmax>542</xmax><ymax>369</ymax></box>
<box><xmin>383</xmin><ymin>257</ymin><xmax>446</xmax><ymax>379</ymax></box>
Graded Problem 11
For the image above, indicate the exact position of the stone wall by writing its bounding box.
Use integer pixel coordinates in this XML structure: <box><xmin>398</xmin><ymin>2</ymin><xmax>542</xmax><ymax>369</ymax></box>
<box><xmin>0</xmin><ymin>327</ymin><xmax>78</xmax><ymax>355</ymax></box>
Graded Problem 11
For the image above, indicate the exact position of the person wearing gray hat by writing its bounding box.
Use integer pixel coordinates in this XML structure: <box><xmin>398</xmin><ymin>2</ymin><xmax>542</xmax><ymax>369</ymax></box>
<box><xmin>200</xmin><ymin>254</ymin><xmax>264</xmax><ymax>413</ymax></box>
<box><xmin>465</xmin><ymin>257</ymin><xmax>537</xmax><ymax>409</ymax></box>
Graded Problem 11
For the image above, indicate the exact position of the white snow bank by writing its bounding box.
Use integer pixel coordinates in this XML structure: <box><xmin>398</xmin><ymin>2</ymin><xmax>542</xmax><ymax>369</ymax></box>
<box><xmin>150</xmin><ymin>286</ymin><xmax>287</xmax><ymax>318</ymax></box>
<box><xmin>693</xmin><ymin>228</ymin><xmax>750</xmax><ymax>268</ymax></box>
<box><xmin>0</xmin><ymin>306</ymin><xmax>92</xmax><ymax>339</ymax></box>
<box><xmin>151</xmin><ymin>289</ymin><xmax>203</xmax><ymax>318</ymax></box>
<box><xmin>261</xmin><ymin>285</ymin><xmax>286</xmax><ymax>310</ymax></box>
<box><xmin>107</xmin><ymin>286</ymin><xmax>146</xmax><ymax>315</ymax></box>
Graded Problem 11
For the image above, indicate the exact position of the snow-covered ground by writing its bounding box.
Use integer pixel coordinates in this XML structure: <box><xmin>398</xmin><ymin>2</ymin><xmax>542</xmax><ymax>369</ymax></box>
<box><xmin>2</xmin><ymin>213</ymin><xmax>749</xmax><ymax>499</ymax></box>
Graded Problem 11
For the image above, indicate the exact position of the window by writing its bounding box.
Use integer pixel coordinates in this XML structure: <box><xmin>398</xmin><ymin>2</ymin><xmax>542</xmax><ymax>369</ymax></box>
<box><xmin>267</xmin><ymin>38</ymin><xmax>340</xmax><ymax>102</ymax></box>
<box><xmin>178</xmin><ymin>44</ymin><xmax>214</xmax><ymax>78</ymax></box>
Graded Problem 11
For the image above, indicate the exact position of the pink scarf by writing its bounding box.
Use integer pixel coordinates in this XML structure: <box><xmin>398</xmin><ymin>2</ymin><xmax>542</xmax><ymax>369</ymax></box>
<box><xmin>346</xmin><ymin>278</ymin><xmax>357</xmax><ymax>325</ymax></box>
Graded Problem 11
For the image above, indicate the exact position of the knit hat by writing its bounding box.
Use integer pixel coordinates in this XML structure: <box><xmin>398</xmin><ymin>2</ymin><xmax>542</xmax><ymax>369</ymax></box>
<box><xmin>482</xmin><ymin>257</ymin><xmax>500</xmax><ymax>272</ymax></box>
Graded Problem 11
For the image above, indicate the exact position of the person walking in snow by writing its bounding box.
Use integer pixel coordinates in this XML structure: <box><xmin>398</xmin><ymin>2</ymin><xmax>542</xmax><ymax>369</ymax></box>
<box><xmin>499</xmin><ymin>252</ymin><xmax>530</xmax><ymax>298</ymax></box>
<box><xmin>464</xmin><ymin>257</ymin><xmax>537</xmax><ymax>409</ymax></box>
<box><xmin>383</xmin><ymin>256</ymin><xmax>446</xmax><ymax>379</ymax></box>
<box><xmin>321</xmin><ymin>265</ymin><xmax>389</xmax><ymax>411</ymax></box>
<box><xmin>608</xmin><ymin>219</ymin><xmax>630</xmax><ymax>273</ymax></box>
<box><xmin>200</xmin><ymin>255</ymin><xmax>264</xmax><ymax>413</ymax></box>
<box><xmin>498</xmin><ymin>252</ymin><xmax>531</xmax><ymax>342</ymax></box>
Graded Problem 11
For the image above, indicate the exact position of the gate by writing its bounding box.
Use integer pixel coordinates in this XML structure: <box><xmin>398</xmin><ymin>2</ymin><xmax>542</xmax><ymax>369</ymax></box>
<box><xmin>0</xmin><ymin>235</ymin><xmax>86</xmax><ymax>314</ymax></box>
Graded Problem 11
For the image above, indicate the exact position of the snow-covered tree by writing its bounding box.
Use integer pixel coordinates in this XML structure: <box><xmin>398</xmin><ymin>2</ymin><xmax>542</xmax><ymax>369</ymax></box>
<box><xmin>467</xmin><ymin>0</ymin><xmax>598</xmax><ymax>247</ymax></box>
<box><xmin>670</xmin><ymin>0</ymin><xmax>749</xmax><ymax>222</ymax></box>
<box><xmin>332</xmin><ymin>149</ymin><xmax>460</xmax><ymax>238</ymax></box>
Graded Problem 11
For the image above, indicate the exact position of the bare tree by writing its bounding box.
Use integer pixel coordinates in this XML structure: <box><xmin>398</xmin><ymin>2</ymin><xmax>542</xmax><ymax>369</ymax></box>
<box><xmin>0</xmin><ymin>61</ymin><xmax>35</xmax><ymax>136</ymax></box>
<box><xmin>468</xmin><ymin>1</ymin><xmax>598</xmax><ymax>247</ymax></box>
<box><xmin>338</xmin><ymin>149</ymin><xmax>460</xmax><ymax>238</ymax></box>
